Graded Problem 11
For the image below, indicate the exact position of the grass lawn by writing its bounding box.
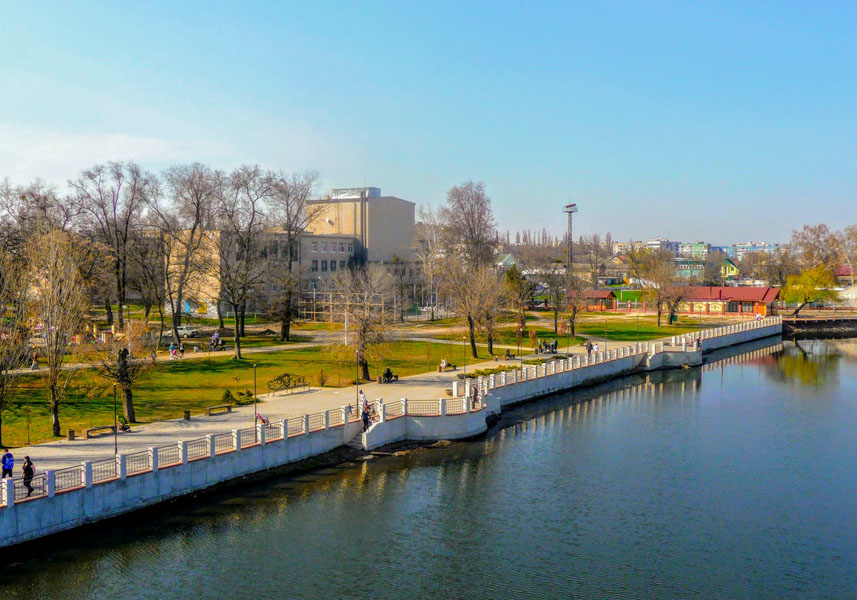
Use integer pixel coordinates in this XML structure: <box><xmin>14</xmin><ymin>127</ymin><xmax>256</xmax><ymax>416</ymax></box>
<box><xmin>574</xmin><ymin>315</ymin><xmax>706</xmax><ymax>341</ymax></box>
<box><xmin>0</xmin><ymin>341</ymin><xmax>458</xmax><ymax>447</ymax></box>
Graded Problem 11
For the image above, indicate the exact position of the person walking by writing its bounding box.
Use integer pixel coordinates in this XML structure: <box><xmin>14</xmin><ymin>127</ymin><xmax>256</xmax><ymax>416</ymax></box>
<box><xmin>30</xmin><ymin>349</ymin><xmax>39</xmax><ymax>370</ymax></box>
<box><xmin>470</xmin><ymin>384</ymin><xmax>479</xmax><ymax>409</ymax></box>
<box><xmin>361</xmin><ymin>405</ymin><xmax>371</xmax><ymax>432</ymax></box>
<box><xmin>179</xmin><ymin>342</ymin><xmax>185</xmax><ymax>359</ymax></box>
<box><xmin>169</xmin><ymin>342</ymin><xmax>176</xmax><ymax>360</ymax></box>
<box><xmin>22</xmin><ymin>456</ymin><xmax>34</xmax><ymax>496</ymax></box>
<box><xmin>1</xmin><ymin>448</ymin><xmax>13</xmax><ymax>479</ymax></box>
<box><xmin>586</xmin><ymin>340</ymin><xmax>593</xmax><ymax>358</ymax></box>
<box><xmin>150</xmin><ymin>350</ymin><xmax>157</xmax><ymax>364</ymax></box>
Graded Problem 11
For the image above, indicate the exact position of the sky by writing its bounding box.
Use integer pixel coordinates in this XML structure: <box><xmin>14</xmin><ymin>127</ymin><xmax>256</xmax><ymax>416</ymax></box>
<box><xmin>1</xmin><ymin>1</ymin><xmax>856</xmax><ymax>244</ymax></box>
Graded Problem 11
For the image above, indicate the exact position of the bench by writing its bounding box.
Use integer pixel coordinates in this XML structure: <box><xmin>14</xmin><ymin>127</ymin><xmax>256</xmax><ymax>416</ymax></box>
<box><xmin>205</xmin><ymin>404</ymin><xmax>233</xmax><ymax>416</ymax></box>
<box><xmin>267</xmin><ymin>373</ymin><xmax>309</xmax><ymax>395</ymax></box>
<box><xmin>378</xmin><ymin>374</ymin><xmax>399</xmax><ymax>384</ymax></box>
<box><xmin>437</xmin><ymin>364</ymin><xmax>457</xmax><ymax>372</ymax></box>
<box><xmin>85</xmin><ymin>425</ymin><xmax>115</xmax><ymax>438</ymax></box>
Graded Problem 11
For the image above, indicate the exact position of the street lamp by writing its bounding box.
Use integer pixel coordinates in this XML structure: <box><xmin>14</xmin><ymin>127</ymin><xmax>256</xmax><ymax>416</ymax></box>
<box><xmin>113</xmin><ymin>383</ymin><xmax>118</xmax><ymax>456</ymax></box>
<box><xmin>253</xmin><ymin>363</ymin><xmax>258</xmax><ymax>441</ymax></box>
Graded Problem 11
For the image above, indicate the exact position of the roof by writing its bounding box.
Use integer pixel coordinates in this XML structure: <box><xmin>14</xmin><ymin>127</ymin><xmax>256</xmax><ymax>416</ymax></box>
<box><xmin>496</xmin><ymin>253</ymin><xmax>517</xmax><ymax>267</ymax></box>
<box><xmin>683</xmin><ymin>286</ymin><xmax>779</xmax><ymax>303</ymax></box>
<box><xmin>834</xmin><ymin>265</ymin><xmax>854</xmax><ymax>277</ymax></box>
<box><xmin>584</xmin><ymin>289</ymin><xmax>616</xmax><ymax>299</ymax></box>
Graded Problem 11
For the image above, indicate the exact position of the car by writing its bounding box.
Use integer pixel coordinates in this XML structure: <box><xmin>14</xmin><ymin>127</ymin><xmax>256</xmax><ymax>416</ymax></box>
<box><xmin>175</xmin><ymin>325</ymin><xmax>200</xmax><ymax>338</ymax></box>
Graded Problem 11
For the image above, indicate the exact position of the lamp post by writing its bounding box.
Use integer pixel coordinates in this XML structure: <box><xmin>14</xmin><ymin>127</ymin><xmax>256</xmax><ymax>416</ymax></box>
<box><xmin>113</xmin><ymin>383</ymin><xmax>118</xmax><ymax>456</ymax></box>
<box><xmin>253</xmin><ymin>363</ymin><xmax>258</xmax><ymax>441</ymax></box>
<box><xmin>355</xmin><ymin>349</ymin><xmax>361</xmax><ymax>411</ymax></box>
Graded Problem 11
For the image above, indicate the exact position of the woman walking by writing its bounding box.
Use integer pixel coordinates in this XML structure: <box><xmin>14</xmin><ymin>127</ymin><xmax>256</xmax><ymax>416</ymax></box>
<box><xmin>22</xmin><ymin>456</ymin><xmax>35</xmax><ymax>497</ymax></box>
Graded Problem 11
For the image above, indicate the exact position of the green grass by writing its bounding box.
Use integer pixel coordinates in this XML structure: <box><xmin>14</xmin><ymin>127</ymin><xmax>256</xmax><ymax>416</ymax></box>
<box><xmin>0</xmin><ymin>341</ymin><xmax>460</xmax><ymax>447</ymax></box>
<box><xmin>574</xmin><ymin>315</ymin><xmax>706</xmax><ymax>341</ymax></box>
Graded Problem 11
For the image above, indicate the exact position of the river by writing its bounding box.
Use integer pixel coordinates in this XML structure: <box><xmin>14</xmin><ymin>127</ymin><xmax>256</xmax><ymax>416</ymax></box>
<box><xmin>2</xmin><ymin>338</ymin><xmax>856</xmax><ymax>599</ymax></box>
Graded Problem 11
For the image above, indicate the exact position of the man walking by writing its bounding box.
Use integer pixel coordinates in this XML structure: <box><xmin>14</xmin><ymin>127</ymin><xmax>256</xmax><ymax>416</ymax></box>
<box><xmin>1</xmin><ymin>448</ymin><xmax>13</xmax><ymax>479</ymax></box>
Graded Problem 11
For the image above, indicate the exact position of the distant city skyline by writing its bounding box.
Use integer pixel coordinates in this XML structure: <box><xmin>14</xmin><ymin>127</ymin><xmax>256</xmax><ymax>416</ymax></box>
<box><xmin>2</xmin><ymin>2</ymin><xmax>856</xmax><ymax>243</ymax></box>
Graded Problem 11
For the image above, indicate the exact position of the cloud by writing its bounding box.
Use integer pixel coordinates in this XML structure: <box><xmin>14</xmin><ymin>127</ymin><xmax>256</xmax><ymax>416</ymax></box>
<box><xmin>0</xmin><ymin>122</ymin><xmax>190</xmax><ymax>186</ymax></box>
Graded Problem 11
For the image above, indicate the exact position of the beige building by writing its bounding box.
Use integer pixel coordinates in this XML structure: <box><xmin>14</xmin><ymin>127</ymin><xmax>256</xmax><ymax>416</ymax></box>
<box><xmin>307</xmin><ymin>187</ymin><xmax>415</xmax><ymax>262</ymax></box>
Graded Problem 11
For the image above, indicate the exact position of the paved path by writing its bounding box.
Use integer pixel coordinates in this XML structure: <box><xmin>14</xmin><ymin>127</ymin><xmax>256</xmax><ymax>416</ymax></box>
<box><xmin>13</xmin><ymin>356</ymin><xmax>505</xmax><ymax>472</ymax></box>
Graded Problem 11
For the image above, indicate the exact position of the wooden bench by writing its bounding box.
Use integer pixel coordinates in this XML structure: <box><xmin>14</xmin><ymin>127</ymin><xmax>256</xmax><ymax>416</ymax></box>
<box><xmin>205</xmin><ymin>404</ymin><xmax>233</xmax><ymax>416</ymax></box>
<box><xmin>267</xmin><ymin>373</ymin><xmax>309</xmax><ymax>396</ymax></box>
<box><xmin>437</xmin><ymin>364</ymin><xmax>457</xmax><ymax>372</ymax></box>
<box><xmin>377</xmin><ymin>374</ymin><xmax>399</xmax><ymax>384</ymax></box>
<box><xmin>85</xmin><ymin>425</ymin><xmax>115</xmax><ymax>438</ymax></box>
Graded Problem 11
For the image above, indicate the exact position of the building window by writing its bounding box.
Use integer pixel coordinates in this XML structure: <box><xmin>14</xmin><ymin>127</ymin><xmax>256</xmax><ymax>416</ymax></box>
<box><xmin>330</xmin><ymin>260</ymin><xmax>336</xmax><ymax>272</ymax></box>
<box><xmin>348</xmin><ymin>243</ymin><xmax>353</xmax><ymax>254</ymax></box>
<box><xmin>311</xmin><ymin>242</ymin><xmax>318</xmax><ymax>253</ymax></box>
<box><xmin>321</xmin><ymin>260</ymin><xmax>327</xmax><ymax>271</ymax></box>
<box><xmin>322</xmin><ymin>242</ymin><xmax>328</xmax><ymax>252</ymax></box>
<box><xmin>338</xmin><ymin>260</ymin><xmax>344</xmax><ymax>269</ymax></box>
<box><xmin>311</xmin><ymin>260</ymin><xmax>318</xmax><ymax>272</ymax></box>
<box><xmin>339</xmin><ymin>243</ymin><xmax>345</xmax><ymax>253</ymax></box>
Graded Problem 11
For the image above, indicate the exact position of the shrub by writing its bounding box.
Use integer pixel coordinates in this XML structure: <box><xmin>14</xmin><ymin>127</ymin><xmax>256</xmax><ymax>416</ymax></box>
<box><xmin>316</xmin><ymin>368</ymin><xmax>328</xmax><ymax>387</ymax></box>
<box><xmin>221</xmin><ymin>390</ymin><xmax>236</xmax><ymax>405</ymax></box>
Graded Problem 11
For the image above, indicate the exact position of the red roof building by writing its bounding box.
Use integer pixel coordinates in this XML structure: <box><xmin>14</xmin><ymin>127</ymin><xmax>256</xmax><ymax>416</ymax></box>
<box><xmin>583</xmin><ymin>289</ymin><xmax>615</xmax><ymax>311</ymax></box>
<box><xmin>679</xmin><ymin>286</ymin><xmax>780</xmax><ymax>316</ymax></box>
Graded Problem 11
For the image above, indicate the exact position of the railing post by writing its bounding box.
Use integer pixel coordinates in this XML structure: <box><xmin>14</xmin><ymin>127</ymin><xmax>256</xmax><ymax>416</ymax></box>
<box><xmin>463</xmin><ymin>379</ymin><xmax>471</xmax><ymax>399</ymax></box>
<box><xmin>303</xmin><ymin>414</ymin><xmax>310</xmax><ymax>434</ymax></box>
<box><xmin>118</xmin><ymin>454</ymin><xmax>127</xmax><ymax>480</ymax></box>
<box><xmin>232</xmin><ymin>429</ymin><xmax>242</xmax><ymax>452</ymax></box>
<box><xmin>440</xmin><ymin>397</ymin><xmax>447</xmax><ymax>416</ymax></box>
<box><xmin>379</xmin><ymin>402</ymin><xmax>386</xmax><ymax>423</ymax></box>
<box><xmin>323</xmin><ymin>410</ymin><xmax>330</xmax><ymax>430</ymax></box>
<box><xmin>257</xmin><ymin>423</ymin><xmax>266</xmax><ymax>445</ymax></box>
<box><xmin>46</xmin><ymin>470</ymin><xmax>56</xmax><ymax>497</ymax></box>
<box><xmin>83</xmin><ymin>461</ymin><xmax>93</xmax><ymax>488</ymax></box>
<box><xmin>207</xmin><ymin>434</ymin><xmax>216</xmax><ymax>458</ymax></box>
<box><xmin>179</xmin><ymin>440</ymin><xmax>188</xmax><ymax>465</ymax></box>
<box><xmin>3</xmin><ymin>478</ymin><xmax>14</xmax><ymax>507</ymax></box>
<box><xmin>150</xmin><ymin>447</ymin><xmax>159</xmax><ymax>471</ymax></box>
<box><xmin>452</xmin><ymin>380</ymin><xmax>459</xmax><ymax>397</ymax></box>
<box><xmin>340</xmin><ymin>407</ymin><xmax>348</xmax><ymax>425</ymax></box>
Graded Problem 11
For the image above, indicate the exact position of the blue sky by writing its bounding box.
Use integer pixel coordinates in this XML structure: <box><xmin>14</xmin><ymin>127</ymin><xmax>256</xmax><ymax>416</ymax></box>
<box><xmin>1</xmin><ymin>2</ymin><xmax>856</xmax><ymax>243</ymax></box>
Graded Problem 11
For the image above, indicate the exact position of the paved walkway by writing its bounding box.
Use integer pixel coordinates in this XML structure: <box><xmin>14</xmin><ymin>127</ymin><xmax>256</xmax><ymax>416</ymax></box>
<box><xmin>13</xmin><ymin>356</ymin><xmax>506</xmax><ymax>472</ymax></box>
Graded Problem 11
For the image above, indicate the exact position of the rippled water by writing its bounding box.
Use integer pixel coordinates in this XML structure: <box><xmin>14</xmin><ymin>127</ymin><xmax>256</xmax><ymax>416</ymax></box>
<box><xmin>2</xmin><ymin>338</ymin><xmax>857</xmax><ymax>599</ymax></box>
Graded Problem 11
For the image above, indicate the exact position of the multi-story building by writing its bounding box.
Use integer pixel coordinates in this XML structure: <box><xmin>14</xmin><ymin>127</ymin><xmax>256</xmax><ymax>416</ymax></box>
<box><xmin>678</xmin><ymin>242</ymin><xmax>710</xmax><ymax>259</ymax></box>
<box><xmin>646</xmin><ymin>237</ymin><xmax>678</xmax><ymax>253</ymax></box>
<box><xmin>723</xmin><ymin>242</ymin><xmax>780</xmax><ymax>262</ymax></box>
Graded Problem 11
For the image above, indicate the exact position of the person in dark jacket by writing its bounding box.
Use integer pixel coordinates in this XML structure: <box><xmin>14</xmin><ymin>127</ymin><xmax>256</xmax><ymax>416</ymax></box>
<box><xmin>362</xmin><ymin>406</ymin><xmax>370</xmax><ymax>432</ymax></box>
<box><xmin>22</xmin><ymin>456</ymin><xmax>35</xmax><ymax>496</ymax></box>
<box><xmin>1</xmin><ymin>448</ymin><xmax>13</xmax><ymax>479</ymax></box>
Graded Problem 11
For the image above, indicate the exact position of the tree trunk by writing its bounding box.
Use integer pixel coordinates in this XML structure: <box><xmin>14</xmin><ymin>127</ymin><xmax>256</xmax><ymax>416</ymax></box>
<box><xmin>792</xmin><ymin>301</ymin><xmax>808</xmax><ymax>317</ymax></box>
<box><xmin>122</xmin><ymin>386</ymin><xmax>136</xmax><ymax>422</ymax></box>
<box><xmin>143</xmin><ymin>302</ymin><xmax>152</xmax><ymax>323</ymax></box>
<box><xmin>232</xmin><ymin>303</ymin><xmax>243</xmax><ymax>359</ymax></box>
<box><xmin>51</xmin><ymin>389</ymin><xmax>60</xmax><ymax>436</ymax></box>
<box><xmin>467</xmin><ymin>315</ymin><xmax>478</xmax><ymax>358</ymax></box>
<box><xmin>0</xmin><ymin>414</ymin><xmax>3</xmax><ymax>448</ymax></box>
<box><xmin>216</xmin><ymin>302</ymin><xmax>224</xmax><ymax>330</ymax></box>
<box><xmin>487</xmin><ymin>335</ymin><xmax>494</xmax><ymax>356</ymax></box>
<box><xmin>239</xmin><ymin>303</ymin><xmax>246</xmax><ymax>337</ymax></box>
<box><xmin>360</xmin><ymin>356</ymin><xmax>370</xmax><ymax>381</ymax></box>
<box><xmin>280</xmin><ymin>289</ymin><xmax>292</xmax><ymax>341</ymax></box>
<box><xmin>656</xmin><ymin>306</ymin><xmax>662</xmax><ymax>327</ymax></box>
<box><xmin>553</xmin><ymin>305</ymin><xmax>558</xmax><ymax>334</ymax></box>
<box><xmin>105</xmin><ymin>301</ymin><xmax>114</xmax><ymax>326</ymax></box>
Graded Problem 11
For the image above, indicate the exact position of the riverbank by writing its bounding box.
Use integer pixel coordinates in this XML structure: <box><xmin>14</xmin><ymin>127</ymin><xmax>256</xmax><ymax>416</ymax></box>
<box><xmin>0</xmin><ymin>317</ymin><xmax>782</xmax><ymax>549</ymax></box>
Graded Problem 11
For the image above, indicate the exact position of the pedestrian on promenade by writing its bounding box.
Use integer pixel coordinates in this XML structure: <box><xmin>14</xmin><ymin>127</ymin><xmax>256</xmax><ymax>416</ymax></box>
<box><xmin>585</xmin><ymin>340</ymin><xmax>593</xmax><ymax>358</ymax></box>
<box><xmin>179</xmin><ymin>343</ymin><xmax>185</xmax><ymax>359</ymax></box>
<box><xmin>150</xmin><ymin>350</ymin><xmax>157</xmax><ymax>364</ymax></box>
<box><xmin>359</xmin><ymin>389</ymin><xmax>367</xmax><ymax>409</ymax></box>
<box><xmin>593</xmin><ymin>342</ymin><xmax>600</xmax><ymax>355</ymax></box>
<box><xmin>362</xmin><ymin>406</ymin><xmax>370</xmax><ymax>432</ymax></box>
<box><xmin>1</xmin><ymin>448</ymin><xmax>13</xmax><ymax>478</ymax></box>
<box><xmin>22</xmin><ymin>456</ymin><xmax>34</xmax><ymax>497</ymax></box>
<box><xmin>470</xmin><ymin>384</ymin><xmax>478</xmax><ymax>409</ymax></box>
<box><xmin>169</xmin><ymin>342</ymin><xmax>176</xmax><ymax>360</ymax></box>
<box><xmin>30</xmin><ymin>349</ymin><xmax>39</xmax><ymax>370</ymax></box>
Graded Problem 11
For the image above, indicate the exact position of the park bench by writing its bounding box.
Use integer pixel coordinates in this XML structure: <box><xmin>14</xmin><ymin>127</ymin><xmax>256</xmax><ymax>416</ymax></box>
<box><xmin>267</xmin><ymin>373</ymin><xmax>309</xmax><ymax>396</ymax></box>
<box><xmin>437</xmin><ymin>363</ymin><xmax>457</xmax><ymax>372</ymax></box>
<box><xmin>378</xmin><ymin>373</ymin><xmax>399</xmax><ymax>384</ymax></box>
<box><xmin>205</xmin><ymin>404</ymin><xmax>233</xmax><ymax>416</ymax></box>
<box><xmin>85</xmin><ymin>425</ymin><xmax>116</xmax><ymax>439</ymax></box>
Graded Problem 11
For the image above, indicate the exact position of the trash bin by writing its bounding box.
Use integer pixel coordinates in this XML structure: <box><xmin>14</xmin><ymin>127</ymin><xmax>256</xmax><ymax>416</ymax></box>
<box><xmin>183</xmin><ymin>410</ymin><xmax>191</xmax><ymax>420</ymax></box>
<box><xmin>67</xmin><ymin>429</ymin><xmax>76</xmax><ymax>441</ymax></box>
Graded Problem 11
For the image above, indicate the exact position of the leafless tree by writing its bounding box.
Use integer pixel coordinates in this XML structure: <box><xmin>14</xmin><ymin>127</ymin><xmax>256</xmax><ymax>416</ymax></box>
<box><xmin>330</xmin><ymin>265</ymin><xmax>393</xmax><ymax>381</ymax></box>
<box><xmin>27</xmin><ymin>230</ymin><xmax>89</xmax><ymax>436</ymax></box>
<box><xmin>127</xmin><ymin>227</ymin><xmax>169</xmax><ymax>344</ymax></box>
<box><xmin>504</xmin><ymin>265</ymin><xmax>535</xmax><ymax>326</ymax></box>
<box><xmin>790</xmin><ymin>224</ymin><xmax>838</xmax><ymax>269</ymax></box>
<box><xmin>414</xmin><ymin>203</ymin><xmax>444</xmax><ymax>319</ymax></box>
<box><xmin>390</xmin><ymin>256</ymin><xmax>415</xmax><ymax>322</ymax></box>
<box><xmin>566</xmin><ymin>275</ymin><xmax>589</xmax><ymax>338</ymax></box>
<box><xmin>71</xmin><ymin>161</ymin><xmax>154</xmax><ymax>329</ymax></box>
<box><xmin>267</xmin><ymin>171</ymin><xmax>321</xmax><ymax>341</ymax></box>
<box><xmin>0</xmin><ymin>249</ymin><xmax>30</xmax><ymax>446</ymax></box>
<box><xmin>212</xmin><ymin>165</ymin><xmax>271</xmax><ymax>359</ymax></box>
<box><xmin>90</xmin><ymin>323</ymin><xmax>153</xmax><ymax>422</ymax></box>
<box><xmin>540</xmin><ymin>258</ymin><xmax>567</xmax><ymax>334</ymax></box>
<box><xmin>0</xmin><ymin>179</ymin><xmax>79</xmax><ymax>255</ymax></box>
<box><xmin>148</xmin><ymin>164</ymin><xmax>220</xmax><ymax>342</ymax></box>
<box><xmin>635</xmin><ymin>248</ymin><xmax>686</xmax><ymax>326</ymax></box>
<box><xmin>474</xmin><ymin>267</ymin><xmax>506</xmax><ymax>355</ymax></box>
<box><xmin>441</xmin><ymin>257</ymin><xmax>486</xmax><ymax>358</ymax></box>
<box><xmin>440</xmin><ymin>181</ymin><xmax>496</xmax><ymax>267</ymax></box>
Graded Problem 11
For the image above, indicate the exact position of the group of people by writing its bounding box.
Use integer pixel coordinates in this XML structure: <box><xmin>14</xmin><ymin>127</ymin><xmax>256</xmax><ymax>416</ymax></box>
<box><xmin>584</xmin><ymin>340</ymin><xmax>601</xmax><ymax>357</ymax></box>
<box><xmin>209</xmin><ymin>332</ymin><xmax>226</xmax><ymax>351</ymax></box>
<box><xmin>537</xmin><ymin>339</ymin><xmax>558</xmax><ymax>354</ymax></box>
<box><xmin>2</xmin><ymin>448</ymin><xmax>36</xmax><ymax>496</ymax></box>
<box><xmin>168</xmin><ymin>342</ymin><xmax>185</xmax><ymax>360</ymax></box>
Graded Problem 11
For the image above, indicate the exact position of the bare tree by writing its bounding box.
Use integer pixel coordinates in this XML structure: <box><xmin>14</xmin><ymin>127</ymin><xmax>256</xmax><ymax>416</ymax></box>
<box><xmin>636</xmin><ymin>249</ymin><xmax>683</xmax><ymax>326</ymax></box>
<box><xmin>504</xmin><ymin>264</ymin><xmax>535</xmax><ymax>326</ymax></box>
<box><xmin>330</xmin><ymin>265</ymin><xmax>393</xmax><ymax>381</ymax></box>
<box><xmin>441</xmin><ymin>257</ymin><xmax>485</xmax><ymax>358</ymax></box>
<box><xmin>127</xmin><ymin>227</ymin><xmax>169</xmax><ymax>345</ymax></box>
<box><xmin>267</xmin><ymin>171</ymin><xmax>321</xmax><ymax>341</ymax></box>
<box><xmin>414</xmin><ymin>203</ymin><xmax>444</xmax><ymax>319</ymax></box>
<box><xmin>474</xmin><ymin>267</ymin><xmax>506</xmax><ymax>355</ymax></box>
<box><xmin>0</xmin><ymin>249</ymin><xmax>30</xmax><ymax>446</ymax></box>
<box><xmin>27</xmin><ymin>230</ymin><xmax>89</xmax><ymax>436</ymax></box>
<box><xmin>440</xmin><ymin>181</ymin><xmax>496</xmax><ymax>267</ymax></box>
<box><xmin>148</xmin><ymin>164</ymin><xmax>220</xmax><ymax>342</ymax></box>
<box><xmin>566</xmin><ymin>275</ymin><xmax>589</xmax><ymax>338</ymax></box>
<box><xmin>90</xmin><ymin>323</ymin><xmax>153</xmax><ymax>422</ymax></box>
<box><xmin>390</xmin><ymin>256</ymin><xmax>414</xmax><ymax>322</ymax></box>
<box><xmin>540</xmin><ymin>259</ymin><xmax>566</xmax><ymax>334</ymax></box>
<box><xmin>71</xmin><ymin>161</ymin><xmax>154</xmax><ymax>329</ymax></box>
<box><xmin>212</xmin><ymin>165</ymin><xmax>271</xmax><ymax>359</ymax></box>
<box><xmin>790</xmin><ymin>224</ymin><xmax>838</xmax><ymax>269</ymax></box>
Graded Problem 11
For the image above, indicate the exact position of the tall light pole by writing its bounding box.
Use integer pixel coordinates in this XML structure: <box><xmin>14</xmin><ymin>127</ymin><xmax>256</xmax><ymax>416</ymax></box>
<box><xmin>563</xmin><ymin>203</ymin><xmax>578</xmax><ymax>278</ymax></box>
<box><xmin>253</xmin><ymin>363</ymin><xmax>258</xmax><ymax>441</ymax></box>
<box><xmin>113</xmin><ymin>383</ymin><xmax>118</xmax><ymax>456</ymax></box>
